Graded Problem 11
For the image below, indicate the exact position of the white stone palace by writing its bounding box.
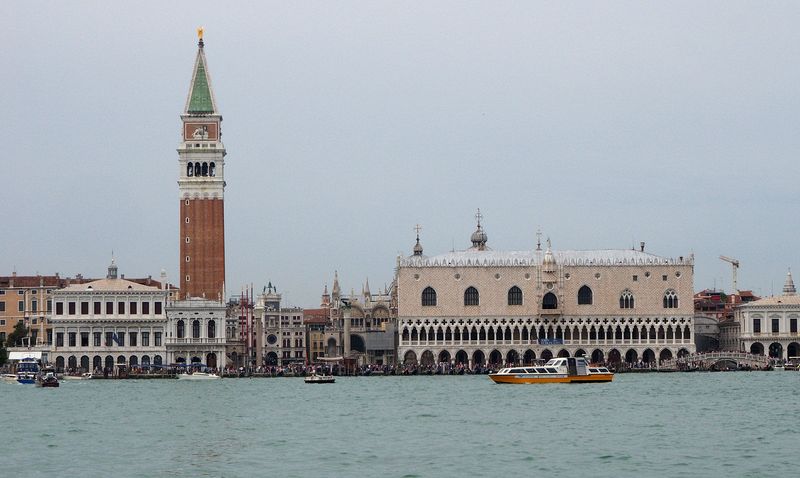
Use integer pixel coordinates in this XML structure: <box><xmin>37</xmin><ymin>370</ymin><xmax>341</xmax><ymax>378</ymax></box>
<box><xmin>48</xmin><ymin>261</ymin><xmax>171</xmax><ymax>373</ymax></box>
<box><xmin>735</xmin><ymin>270</ymin><xmax>800</xmax><ymax>360</ymax></box>
<box><xmin>396</xmin><ymin>213</ymin><xmax>696</xmax><ymax>367</ymax></box>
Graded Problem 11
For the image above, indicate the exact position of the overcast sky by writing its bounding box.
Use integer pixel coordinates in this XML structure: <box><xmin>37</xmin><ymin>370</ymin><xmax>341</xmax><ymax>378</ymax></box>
<box><xmin>2</xmin><ymin>2</ymin><xmax>799</xmax><ymax>306</ymax></box>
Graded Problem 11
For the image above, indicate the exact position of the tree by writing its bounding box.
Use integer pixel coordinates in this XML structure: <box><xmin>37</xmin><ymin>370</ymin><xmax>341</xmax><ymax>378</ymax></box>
<box><xmin>0</xmin><ymin>338</ymin><xmax>7</xmax><ymax>367</ymax></box>
<box><xmin>6</xmin><ymin>321</ymin><xmax>29</xmax><ymax>348</ymax></box>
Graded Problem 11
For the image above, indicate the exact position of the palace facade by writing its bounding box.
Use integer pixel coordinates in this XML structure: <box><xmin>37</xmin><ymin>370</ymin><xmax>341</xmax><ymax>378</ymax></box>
<box><xmin>735</xmin><ymin>271</ymin><xmax>800</xmax><ymax>360</ymax></box>
<box><xmin>397</xmin><ymin>215</ymin><xmax>696</xmax><ymax>367</ymax></box>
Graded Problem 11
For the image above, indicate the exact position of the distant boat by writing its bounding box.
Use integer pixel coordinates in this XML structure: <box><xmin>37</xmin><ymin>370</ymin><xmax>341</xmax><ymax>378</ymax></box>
<box><xmin>36</xmin><ymin>371</ymin><xmax>60</xmax><ymax>388</ymax></box>
<box><xmin>304</xmin><ymin>373</ymin><xmax>335</xmax><ymax>384</ymax></box>
<box><xmin>177</xmin><ymin>371</ymin><xmax>221</xmax><ymax>380</ymax></box>
<box><xmin>15</xmin><ymin>357</ymin><xmax>40</xmax><ymax>384</ymax></box>
<box><xmin>62</xmin><ymin>373</ymin><xmax>93</xmax><ymax>380</ymax></box>
<box><xmin>489</xmin><ymin>357</ymin><xmax>613</xmax><ymax>384</ymax></box>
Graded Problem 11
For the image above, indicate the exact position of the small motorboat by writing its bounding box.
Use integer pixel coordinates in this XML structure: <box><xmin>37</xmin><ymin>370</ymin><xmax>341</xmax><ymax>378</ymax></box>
<box><xmin>36</xmin><ymin>371</ymin><xmax>60</xmax><ymax>388</ymax></box>
<box><xmin>177</xmin><ymin>371</ymin><xmax>221</xmax><ymax>380</ymax></box>
<box><xmin>1</xmin><ymin>373</ymin><xmax>19</xmax><ymax>383</ymax></box>
<box><xmin>304</xmin><ymin>373</ymin><xmax>335</xmax><ymax>384</ymax></box>
<box><xmin>62</xmin><ymin>373</ymin><xmax>93</xmax><ymax>380</ymax></box>
<box><xmin>489</xmin><ymin>357</ymin><xmax>613</xmax><ymax>384</ymax></box>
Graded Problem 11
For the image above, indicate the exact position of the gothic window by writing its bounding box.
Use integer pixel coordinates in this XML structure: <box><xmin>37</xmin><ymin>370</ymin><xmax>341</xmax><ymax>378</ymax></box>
<box><xmin>194</xmin><ymin>163</ymin><xmax>201</xmax><ymax>177</ymax></box>
<box><xmin>192</xmin><ymin>320</ymin><xmax>200</xmax><ymax>339</ymax></box>
<box><xmin>620</xmin><ymin>289</ymin><xmax>635</xmax><ymax>309</ymax></box>
<box><xmin>187</xmin><ymin>163</ymin><xmax>193</xmax><ymax>177</ymax></box>
<box><xmin>208</xmin><ymin>320</ymin><xmax>216</xmax><ymax>339</ymax></box>
<box><xmin>663</xmin><ymin>289</ymin><xmax>678</xmax><ymax>308</ymax></box>
<box><xmin>202</xmin><ymin>163</ymin><xmax>209</xmax><ymax>177</ymax></box>
<box><xmin>421</xmin><ymin>287</ymin><xmax>437</xmax><ymax>306</ymax></box>
<box><xmin>464</xmin><ymin>287</ymin><xmax>479</xmax><ymax>306</ymax></box>
<box><xmin>542</xmin><ymin>292</ymin><xmax>558</xmax><ymax>309</ymax></box>
<box><xmin>177</xmin><ymin>320</ymin><xmax>185</xmax><ymax>339</ymax></box>
<box><xmin>507</xmin><ymin>286</ymin><xmax>523</xmax><ymax>306</ymax></box>
<box><xmin>209</xmin><ymin>162</ymin><xmax>216</xmax><ymax>177</ymax></box>
<box><xmin>578</xmin><ymin>285</ymin><xmax>593</xmax><ymax>305</ymax></box>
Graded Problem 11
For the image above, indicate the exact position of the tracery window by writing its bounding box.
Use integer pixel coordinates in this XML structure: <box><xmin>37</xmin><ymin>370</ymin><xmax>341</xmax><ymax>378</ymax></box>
<box><xmin>578</xmin><ymin>285</ymin><xmax>593</xmax><ymax>305</ymax></box>
<box><xmin>421</xmin><ymin>287</ymin><xmax>437</xmax><ymax>306</ymax></box>
<box><xmin>464</xmin><ymin>287</ymin><xmax>479</xmax><ymax>306</ymax></box>
<box><xmin>663</xmin><ymin>289</ymin><xmax>678</xmax><ymax>308</ymax></box>
<box><xmin>507</xmin><ymin>286</ymin><xmax>522</xmax><ymax>306</ymax></box>
<box><xmin>620</xmin><ymin>289</ymin><xmax>635</xmax><ymax>309</ymax></box>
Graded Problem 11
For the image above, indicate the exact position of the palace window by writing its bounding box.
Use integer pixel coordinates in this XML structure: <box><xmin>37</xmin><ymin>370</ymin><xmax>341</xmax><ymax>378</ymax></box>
<box><xmin>542</xmin><ymin>292</ymin><xmax>558</xmax><ymax>309</ymax></box>
<box><xmin>56</xmin><ymin>332</ymin><xmax>63</xmax><ymax>347</ymax></box>
<box><xmin>154</xmin><ymin>302</ymin><xmax>162</xmax><ymax>315</ymax></box>
<box><xmin>68</xmin><ymin>332</ymin><xmax>76</xmax><ymax>347</ymax></box>
<box><xmin>142</xmin><ymin>302</ymin><xmax>149</xmax><ymax>315</ymax></box>
<box><xmin>192</xmin><ymin>320</ymin><xmax>201</xmax><ymax>339</ymax></box>
<box><xmin>508</xmin><ymin>286</ymin><xmax>523</xmax><ymax>306</ymax></box>
<box><xmin>772</xmin><ymin>318</ymin><xmax>780</xmax><ymax>334</ymax></box>
<box><xmin>130</xmin><ymin>302</ymin><xmax>138</xmax><ymax>315</ymax></box>
<box><xmin>663</xmin><ymin>289</ymin><xmax>678</xmax><ymax>308</ymax></box>
<box><xmin>81</xmin><ymin>332</ymin><xmax>89</xmax><ymax>347</ymax></box>
<box><xmin>208</xmin><ymin>320</ymin><xmax>216</xmax><ymax>339</ymax></box>
<box><xmin>68</xmin><ymin>302</ymin><xmax>76</xmax><ymax>315</ymax></box>
<box><xmin>154</xmin><ymin>332</ymin><xmax>162</xmax><ymax>346</ymax></box>
<box><xmin>791</xmin><ymin>318</ymin><xmax>798</xmax><ymax>334</ymax></box>
<box><xmin>94</xmin><ymin>302</ymin><xmax>101</xmax><ymax>314</ymax></box>
<box><xmin>129</xmin><ymin>332</ymin><xmax>137</xmax><ymax>347</ymax></box>
<box><xmin>578</xmin><ymin>285</ymin><xmax>593</xmax><ymax>305</ymax></box>
<box><xmin>421</xmin><ymin>287</ymin><xmax>437</xmax><ymax>306</ymax></box>
<box><xmin>93</xmin><ymin>332</ymin><xmax>101</xmax><ymax>346</ymax></box>
<box><xmin>142</xmin><ymin>332</ymin><xmax>150</xmax><ymax>346</ymax></box>
<box><xmin>753</xmin><ymin>318</ymin><xmax>761</xmax><ymax>334</ymax></box>
<box><xmin>620</xmin><ymin>290</ymin><xmax>635</xmax><ymax>309</ymax></box>
<box><xmin>464</xmin><ymin>287</ymin><xmax>479</xmax><ymax>306</ymax></box>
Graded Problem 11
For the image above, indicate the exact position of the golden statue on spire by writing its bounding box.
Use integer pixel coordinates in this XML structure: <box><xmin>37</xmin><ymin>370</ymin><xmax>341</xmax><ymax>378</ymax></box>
<box><xmin>197</xmin><ymin>27</ymin><xmax>204</xmax><ymax>40</ymax></box>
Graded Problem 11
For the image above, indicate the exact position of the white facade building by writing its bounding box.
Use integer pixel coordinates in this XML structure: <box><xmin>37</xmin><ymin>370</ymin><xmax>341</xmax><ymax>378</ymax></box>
<box><xmin>48</xmin><ymin>261</ymin><xmax>169</xmax><ymax>373</ymax></box>
<box><xmin>735</xmin><ymin>271</ymin><xmax>800</xmax><ymax>360</ymax></box>
<box><xmin>165</xmin><ymin>298</ymin><xmax>227</xmax><ymax>369</ymax></box>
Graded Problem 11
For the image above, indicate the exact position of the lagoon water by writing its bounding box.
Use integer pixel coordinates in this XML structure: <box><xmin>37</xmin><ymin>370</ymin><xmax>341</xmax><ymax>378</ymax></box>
<box><xmin>4</xmin><ymin>372</ymin><xmax>799</xmax><ymax>477</ymax></box>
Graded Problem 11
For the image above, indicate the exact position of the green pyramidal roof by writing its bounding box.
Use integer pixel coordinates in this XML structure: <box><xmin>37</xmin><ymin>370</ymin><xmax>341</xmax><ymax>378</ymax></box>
<box><xmin>187</xmin><ymin>50</ymin><xmax>216</xmax><ymax>114</ymax></box>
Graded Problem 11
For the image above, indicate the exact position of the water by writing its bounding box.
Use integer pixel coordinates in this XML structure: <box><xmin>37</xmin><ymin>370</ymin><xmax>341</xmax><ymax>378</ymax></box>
<box><xmin>3</xmin><ymin>372</ymin><xmax>798</xmax><ymax>477</ymax></box>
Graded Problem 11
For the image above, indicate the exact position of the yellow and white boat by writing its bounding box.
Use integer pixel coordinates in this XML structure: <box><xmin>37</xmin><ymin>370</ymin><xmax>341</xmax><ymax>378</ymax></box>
<box><xmin>489</xmin><ymin>357</ymin><xmax>613</xmax><ymax>384</ymax></box>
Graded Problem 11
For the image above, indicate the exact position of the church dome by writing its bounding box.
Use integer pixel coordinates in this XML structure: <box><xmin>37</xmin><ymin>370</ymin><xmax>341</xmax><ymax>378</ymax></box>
<box><xmin>470</xmin><ymin>226</ymin><xmax>488</xmax><ymax>249</ymax></box>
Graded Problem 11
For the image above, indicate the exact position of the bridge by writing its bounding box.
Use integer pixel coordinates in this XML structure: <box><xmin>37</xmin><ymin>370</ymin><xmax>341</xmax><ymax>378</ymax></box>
<box><xmin>659</xmin><ymin>351</ymin><xmax>771</xmax><ymax>371</ymax></box>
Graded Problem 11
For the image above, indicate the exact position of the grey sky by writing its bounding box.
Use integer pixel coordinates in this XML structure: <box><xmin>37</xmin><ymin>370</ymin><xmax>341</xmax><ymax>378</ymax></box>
<box><xmin>2</xmin><ymin>2</ymin><xmax>799</xmax><ymax>306</ymax></box>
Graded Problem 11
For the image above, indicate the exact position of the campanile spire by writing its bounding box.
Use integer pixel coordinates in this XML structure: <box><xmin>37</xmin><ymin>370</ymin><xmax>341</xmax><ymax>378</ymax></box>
<box><xmin>177</xmin><ymin>30</ymin><xmax>226</xmax><ymax>300</ymax></box>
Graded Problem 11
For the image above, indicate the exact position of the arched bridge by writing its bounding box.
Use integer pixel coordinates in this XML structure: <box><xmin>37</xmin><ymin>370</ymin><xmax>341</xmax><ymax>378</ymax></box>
<box><xmin>660</xmin><ymin>351</ymin><xmax>771</xmax><ymax>371</ymax></box>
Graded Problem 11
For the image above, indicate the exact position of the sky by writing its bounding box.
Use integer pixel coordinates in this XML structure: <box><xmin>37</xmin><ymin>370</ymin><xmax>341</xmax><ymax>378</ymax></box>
<box><xmin>2</xmin><ymin>2</ymin><xmax>799</xmax><ymax>306</ymax></box>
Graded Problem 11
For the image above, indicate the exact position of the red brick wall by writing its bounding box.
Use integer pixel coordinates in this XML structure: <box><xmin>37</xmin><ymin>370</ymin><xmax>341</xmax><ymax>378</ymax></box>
<box><xmin>180</xmin><ymin>198</ymin><xmax>225</xmax><ymax>300</ymax></box>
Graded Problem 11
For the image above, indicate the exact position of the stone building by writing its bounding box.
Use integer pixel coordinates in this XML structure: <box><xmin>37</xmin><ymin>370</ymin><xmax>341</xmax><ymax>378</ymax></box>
<box><xmin>255</xmin><ymin>283</ymin><xmax>305</xmax><ymax>366</ymax></box>
<box><xmin>735</xmin><ymin>270</ymin><xmax>800</xmax><ymax>360</ymax></box>
<box><xmin>397</xmin><ymin>213</ymin><xmax>696</xmax><ymax>367</ymax></box>
<box><xmin>48</xmin><ymin>261</ymin><xmax>170</xmax><ymax>372</ymax></box>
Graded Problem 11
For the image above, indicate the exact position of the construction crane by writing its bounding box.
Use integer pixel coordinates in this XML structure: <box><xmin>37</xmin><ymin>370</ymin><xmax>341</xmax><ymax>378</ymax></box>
<box><xmin>719</xmin><ymin>256</ymin><xmax>740</xmax><ymax>293</ymax></box>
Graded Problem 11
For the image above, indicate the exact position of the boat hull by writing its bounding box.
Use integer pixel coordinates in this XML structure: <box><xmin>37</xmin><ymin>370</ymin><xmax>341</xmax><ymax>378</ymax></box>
<box><xmin>489</xmin><ymin>373</ymin><xmax>613</xmax><ymax>384</ymax></box>
<box><xmin>177</xmin><ymin>373</ymin><xmax>221</xmax><ymax>380</ymax></box>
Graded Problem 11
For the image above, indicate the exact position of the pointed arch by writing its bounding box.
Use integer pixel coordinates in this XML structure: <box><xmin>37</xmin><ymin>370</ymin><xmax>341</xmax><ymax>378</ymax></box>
<box><xmin>578</xmin><ymin>285</ymin><xmax>593</xmax><ymax>305</ymax></box>
<box><xmin>620</xmin><ymin>289</ymin><xmax>635</xmax><ymax>309</ymax></box>
<box><xmin>663</xmin><ymin>289</ymin><xmax>679</xmax><ymax>308</ymax></box>
<box><xmin>421</xmin><ymin>287</ymin><xmax>437</xmax><ymax>306</ymax></box>
<box><xmin>464</xmin><ymin>287</ymin><xmax>479</xmax><ymax>306</ymax></box>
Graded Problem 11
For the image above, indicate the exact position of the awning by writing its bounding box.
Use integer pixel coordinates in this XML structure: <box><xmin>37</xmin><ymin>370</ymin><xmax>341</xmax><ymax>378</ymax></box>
<box><xmin>9</xmin><ymin>351</ymin><xmax>43</xmax><ymax>361</ymax></box>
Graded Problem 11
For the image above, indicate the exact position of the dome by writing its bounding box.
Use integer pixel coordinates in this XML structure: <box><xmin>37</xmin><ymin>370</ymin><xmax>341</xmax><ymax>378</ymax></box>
<box><xmin>471</xmin><ymin>226</ymin><xmax>488</xmax><ymax>248</ymax></box>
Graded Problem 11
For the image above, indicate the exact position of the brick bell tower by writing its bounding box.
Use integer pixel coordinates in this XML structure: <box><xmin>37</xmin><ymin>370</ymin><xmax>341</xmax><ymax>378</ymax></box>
<box><xmin>177</xmin><ymin>29</ymin><xmax>226</xmax><ymax>300</ymax></box>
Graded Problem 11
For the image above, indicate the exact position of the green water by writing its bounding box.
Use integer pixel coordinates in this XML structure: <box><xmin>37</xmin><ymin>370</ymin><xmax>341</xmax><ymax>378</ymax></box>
<box><xmin>3</xmin><ymin>372</ymin><xmax>798</xmax><ymax>477</ymax></box>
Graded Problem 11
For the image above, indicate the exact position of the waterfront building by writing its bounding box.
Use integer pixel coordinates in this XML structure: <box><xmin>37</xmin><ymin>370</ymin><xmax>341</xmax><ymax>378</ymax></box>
<box><xmin>165</xmin><ymin>298</ymin><xmax>226</xmax><ymax>368</ymax></box>
<box><xmin>304</xmin><ymin>305</ymin><xmax>330</xmax><ymax>362</ymax></box>
<box><xmin>735</xmin><ymin>270</ymin><xmax>800</xmax><ymax>360</ymax></box>
<box><xmin>48</xmin><ymin>261</ymin><xmax>170</xmax><ymax>372</ymax></box>
<box><xmin>396</xmin><ymin>213</ymin><xmax>696</xmax><ymax>367</ymax></box>
<box><xmin>255</xmin><ymin>284</ymin><xmax>305</xmax><ymax>365</ymax></box>
<box><xmin>0</xmin><ymin>273</ymin><xmax>88</xmax><ymax>346</ymax></box>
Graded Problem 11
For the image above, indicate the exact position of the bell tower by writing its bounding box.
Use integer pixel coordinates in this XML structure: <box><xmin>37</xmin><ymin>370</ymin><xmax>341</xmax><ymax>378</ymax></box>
<box><xmin>177</xmin><ymin>29</ymin><xmax>226</xmax><ymax>300</ymax></box>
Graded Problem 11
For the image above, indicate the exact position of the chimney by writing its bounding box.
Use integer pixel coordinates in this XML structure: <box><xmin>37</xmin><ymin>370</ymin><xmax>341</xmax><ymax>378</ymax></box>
<box><xmin>640</xmin><ymin>242</ymin><xmax>645</xmax><ymax>252</ymax></box>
